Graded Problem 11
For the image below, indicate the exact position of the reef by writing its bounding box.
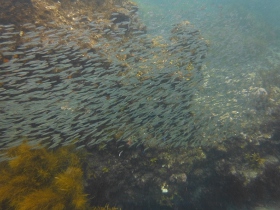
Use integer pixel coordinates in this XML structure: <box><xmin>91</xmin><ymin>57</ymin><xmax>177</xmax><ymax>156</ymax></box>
<box><xmin>1</xmin><ymin>124</ymin><xmax>280</xmax><ymax>210</ymax></box>
<box><xmin>80</xmin><ymin>116</ymin><xmax>280</xmax><ymax>210</ymax></box>
<box><xmin>0</xmin><ymin>0</ymin><xmax>138</xmax><ymax>27</ymax></box>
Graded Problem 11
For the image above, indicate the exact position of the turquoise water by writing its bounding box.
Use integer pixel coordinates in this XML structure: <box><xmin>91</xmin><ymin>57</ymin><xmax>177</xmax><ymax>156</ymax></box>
<box><xmin>134</xmin><ymin>0</ymin><xmax>280</xmax><ymax>144</ymax></box>
<box><xmin>136</xmin><ymin>0</ymin><xmax>280</xmax><ymax>67</ymax></box>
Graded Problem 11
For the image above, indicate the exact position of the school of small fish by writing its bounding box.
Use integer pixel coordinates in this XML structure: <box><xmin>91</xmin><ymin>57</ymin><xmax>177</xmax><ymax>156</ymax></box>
<box><xmin>0</xmin><ymin>14</ymin><xmax>208</xmax><ymax>149</ymax></box>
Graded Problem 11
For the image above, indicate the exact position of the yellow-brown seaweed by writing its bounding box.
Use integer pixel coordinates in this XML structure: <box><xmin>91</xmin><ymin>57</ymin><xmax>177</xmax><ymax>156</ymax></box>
<box><xmin>0</xmin><ymin>141</ymin><xmax>87</xmax><ymax>210</ymax></box>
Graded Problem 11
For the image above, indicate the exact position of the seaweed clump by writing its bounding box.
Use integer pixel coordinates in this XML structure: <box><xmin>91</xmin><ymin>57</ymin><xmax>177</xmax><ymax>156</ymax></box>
<box><xmin>0</xmin><ymin>141</ymin><xmax>88</xmax><ymax>210</ymax></box>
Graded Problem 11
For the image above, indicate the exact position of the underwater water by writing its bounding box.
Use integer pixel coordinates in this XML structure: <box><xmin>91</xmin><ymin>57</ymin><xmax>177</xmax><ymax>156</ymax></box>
<box><xmin>0</xmin><ymin>0</ymin><xmax>280</xmax><ymax>209</ymax></box>
<box><xmin>133</xmin><ymin>0</ymin><xmax>280</xmax><ymax>209</ymax></box>
<box><xmin>136</xmin><ymin>0</ymin><xmax>280</xmax><ymax>142</ymax></box>
<box><xmin>136</xmin><ymin>0</ymin><xmax>280</xmax><ymax>65</ymax></box>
